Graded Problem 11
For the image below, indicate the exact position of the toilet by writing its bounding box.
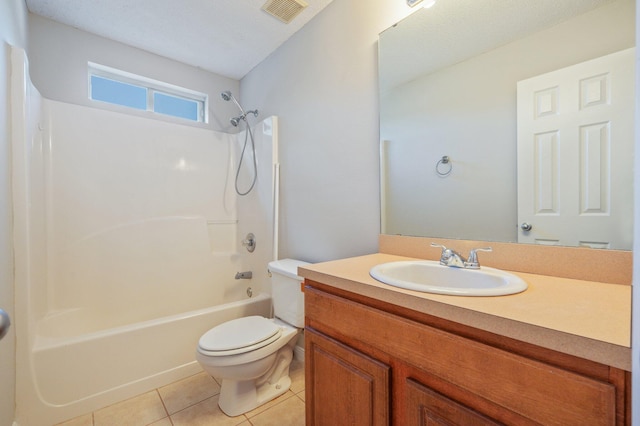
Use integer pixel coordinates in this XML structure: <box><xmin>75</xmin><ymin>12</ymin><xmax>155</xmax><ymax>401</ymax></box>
<box><xmin>196</xmin><ymin>259</ymin><xmax>309</xmax><ymax>416</ymax></box>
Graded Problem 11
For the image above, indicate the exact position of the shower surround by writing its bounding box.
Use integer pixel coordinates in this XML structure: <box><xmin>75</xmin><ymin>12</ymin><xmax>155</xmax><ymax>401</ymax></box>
<box><xmin>11</xmin><ymin>47</ymin><xmax>280</xmax><ymax>425</ymax></box>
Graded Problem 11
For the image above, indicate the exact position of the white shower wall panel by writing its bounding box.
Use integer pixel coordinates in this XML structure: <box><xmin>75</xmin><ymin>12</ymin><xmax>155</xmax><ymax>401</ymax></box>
<box><xmin>44</xmin><ymin>100</ymin><xmax>237</xmax><ymax>315</ymax></box>
<box><xmin>45</xmin><ymin>101</ymin><xmax>235</xmax><ymax>244</ymax></box>
<box><xmin>235</xmin><ymin>117</ymin><xmax>279</xmax><ymax>297</ymax></box>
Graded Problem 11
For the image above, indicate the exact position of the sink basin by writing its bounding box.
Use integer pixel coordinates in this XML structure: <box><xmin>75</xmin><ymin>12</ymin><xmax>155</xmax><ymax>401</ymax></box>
<box><xmin>369</xmin><ymin>260</ymin><xmax>528</xmax><ymax>296</ymax></box>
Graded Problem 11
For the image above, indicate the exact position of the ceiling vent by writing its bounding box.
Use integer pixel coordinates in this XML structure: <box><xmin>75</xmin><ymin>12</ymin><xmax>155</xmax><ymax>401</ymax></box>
<box><xmin>261</xmin><ymin>0</ymin><xmax>308</xmax><ymax>24</ymax></box>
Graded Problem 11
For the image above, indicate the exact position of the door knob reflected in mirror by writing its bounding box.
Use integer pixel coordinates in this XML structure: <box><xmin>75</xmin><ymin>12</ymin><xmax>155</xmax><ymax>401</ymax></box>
<box><xmin>0</xmin><ymin>309</ymin><xmax>10</xmax><ymax>341</ymax></box>
<box><xmin>521</xmin><ymin>222</ymin><xmax>533</xmax><ymax>232</ymax></box>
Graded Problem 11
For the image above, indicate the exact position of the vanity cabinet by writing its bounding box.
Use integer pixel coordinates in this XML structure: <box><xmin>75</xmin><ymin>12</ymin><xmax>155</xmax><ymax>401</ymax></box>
<box><xmin>306</xmin><ymin>329</ymin><xmax>390</xmax><ymax>425</ymax></box>
<box><xmin>304</xmin><ymin>281</ymin><xmax>631</xmax><ymax>425</ymax></box>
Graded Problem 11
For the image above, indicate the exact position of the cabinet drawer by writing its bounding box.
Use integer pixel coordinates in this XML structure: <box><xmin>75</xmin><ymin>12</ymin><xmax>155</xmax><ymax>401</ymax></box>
<box><xmin>305</xmin><ymin>286</ymin><xmax>617</xmax><ymax>425</ymax></box>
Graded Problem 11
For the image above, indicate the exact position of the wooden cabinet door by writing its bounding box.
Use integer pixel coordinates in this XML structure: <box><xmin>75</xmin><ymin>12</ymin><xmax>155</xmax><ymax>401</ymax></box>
<box><xmin>406</xmin><ymin>378</ymin><xmax>502</xmax><ymax>426</ymax></box>
<box><xmin>305</xmin><ymin>328</ymin><xmax>390</xmax><ymax>426</ymax></box>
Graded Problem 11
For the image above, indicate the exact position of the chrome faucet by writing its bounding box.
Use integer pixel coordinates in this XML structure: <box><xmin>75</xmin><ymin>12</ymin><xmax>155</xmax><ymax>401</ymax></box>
<box><xmin>465</xmin><ymin>247</ymin><xmax>493</xmax><ymax>269</ymax></box>
<box><xmin>235</xmin><ymin>271</ymin><xmax>253</xmax><ymax>279</ymax></box>
<box><xmin>431</xmin><ymin>243</ymin><xmax>492</xmax><ymax>269</ymax></box>
<box><xmin>431</xmin><ymin>243</ymin><xmax>467</xmax><ymax>268</ymax></box>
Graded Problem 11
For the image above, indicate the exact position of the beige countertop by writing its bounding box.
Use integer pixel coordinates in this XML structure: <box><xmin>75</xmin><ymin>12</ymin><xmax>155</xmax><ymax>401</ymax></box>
<box><xmin>299</xmin><ymin>253</ymin><xmax>632</xmax><ymax>371</ymax></box>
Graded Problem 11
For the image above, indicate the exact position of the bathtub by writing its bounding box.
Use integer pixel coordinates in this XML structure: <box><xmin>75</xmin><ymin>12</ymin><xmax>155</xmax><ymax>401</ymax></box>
<box><xmin>25</xmin><ymin>293</ymin><xmax>271</xmax><ymax>425</ymax></box>
<box><xmin>12</xmin><ymin>47</ymin><xmax>281</xmax><ymax>425</ymax></box>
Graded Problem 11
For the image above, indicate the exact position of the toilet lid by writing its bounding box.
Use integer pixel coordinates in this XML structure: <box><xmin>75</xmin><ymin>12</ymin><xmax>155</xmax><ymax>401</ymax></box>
<box><xmin>198</xmin><ymin>316</ymin><xmax>282</xmax><ymax>354</ymax></box>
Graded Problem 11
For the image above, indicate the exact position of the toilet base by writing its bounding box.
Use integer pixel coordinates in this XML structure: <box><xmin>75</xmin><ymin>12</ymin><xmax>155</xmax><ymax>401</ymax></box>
<box><xmin>217</xmin><ymin>342</ymin><xmax>295</xmax><ymax>417</ymax></box>
<box><xmin>219</xmin><ymin>374</ymin><xmax>292</xmax><ymax>417</ymax></box>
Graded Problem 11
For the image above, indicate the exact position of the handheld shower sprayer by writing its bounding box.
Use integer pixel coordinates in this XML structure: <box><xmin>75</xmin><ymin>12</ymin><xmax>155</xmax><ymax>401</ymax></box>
<box><xmin>221</xmin><ymin>91</ymin><xmax>258</xmax><ymax>127</ymax></box>
<box><xmin>221</xmin><ymin>90</ymin><xmax>259</xmax><ymax>196</ymax></box>
<box><xmin>230</xmin><ymin>110</ymin><xmax>259</xmax><ymax>127</ymax></box>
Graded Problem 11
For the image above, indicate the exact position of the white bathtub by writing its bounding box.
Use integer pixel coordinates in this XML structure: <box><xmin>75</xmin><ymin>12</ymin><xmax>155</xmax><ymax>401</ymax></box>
<box><xmin>25</xmin><ymin>293</ymin><xmax>271</xmax><ymax>425</ymax></box>
<box><xmin>12</xmin><ymin>48</ymin><xmax>281</xmax><ymax>425</ymax></box>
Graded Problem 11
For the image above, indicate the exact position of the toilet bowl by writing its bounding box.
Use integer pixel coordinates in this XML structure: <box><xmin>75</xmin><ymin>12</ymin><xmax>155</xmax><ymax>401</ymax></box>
<box><xmin>196</xmin><ymin>259</ymin><xmax>309</xmax><ymax>416</ymax></box>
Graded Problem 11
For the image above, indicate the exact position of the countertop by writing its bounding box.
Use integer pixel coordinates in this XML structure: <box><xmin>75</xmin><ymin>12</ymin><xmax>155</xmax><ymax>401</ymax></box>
<box><xmin>299</xmin><ymin>253</ymin><xmax>632</xmax><ymax>371</ymax></box>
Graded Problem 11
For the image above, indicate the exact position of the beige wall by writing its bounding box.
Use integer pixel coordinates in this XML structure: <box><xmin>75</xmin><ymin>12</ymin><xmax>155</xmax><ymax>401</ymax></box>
<box><xmin>1</xmin><ymin>1</ymin><xmax>28</xmax><ymax>425</ymax></box>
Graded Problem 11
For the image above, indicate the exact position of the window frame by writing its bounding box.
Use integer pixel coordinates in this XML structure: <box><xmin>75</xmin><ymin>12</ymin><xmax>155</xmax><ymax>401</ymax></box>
<box><xmin>88</xmin><ymin>62</ymin><xmax>209</xmax><ymax>123</ymax></box>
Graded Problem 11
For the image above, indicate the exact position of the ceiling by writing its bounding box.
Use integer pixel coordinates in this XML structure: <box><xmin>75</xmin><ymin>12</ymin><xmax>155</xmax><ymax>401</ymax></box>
<box><xmin>26</xmin><ymin>0</ymin><xmax>334</xmax><ymax>80</ymax></box>
<box><xmin>379</xmin><ymin>0</ymin><xmax>616</xmax><ymax>92</ymax></box>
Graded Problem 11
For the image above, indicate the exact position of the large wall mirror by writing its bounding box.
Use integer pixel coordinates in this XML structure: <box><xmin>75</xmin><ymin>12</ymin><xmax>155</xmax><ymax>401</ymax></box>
<box><xmin>379</xmin><ymin>0</ymin><xmax>635</xmax><ymax>250</ymax></box>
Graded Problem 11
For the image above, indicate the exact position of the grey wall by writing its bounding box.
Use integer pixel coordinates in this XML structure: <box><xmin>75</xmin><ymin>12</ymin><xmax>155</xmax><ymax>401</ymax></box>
<box><xmin>28</xmin><ymin>14</ymin><xmax>241</xmax><ymax>133</ymax></box>
<box><xmin>241</xmin><ymin>0</ymin><xmax>412</xmax><ymax>263</ymax></box>
<box><xmin>1</xmin><ymin>1</ymin><xmax>29</xmax><ymax>425</ymax></box>
<box><xmin>27</xmin><ymin>0</ymin><xmax>417</xmax><ymax>264</ymax></box>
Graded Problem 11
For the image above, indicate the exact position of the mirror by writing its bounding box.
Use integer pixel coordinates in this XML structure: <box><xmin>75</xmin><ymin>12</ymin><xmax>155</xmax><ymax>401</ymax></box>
<box><xmin>379</xmin><ymin>0</ymin><xmax>635</xmax><ymax>250</ymax></box>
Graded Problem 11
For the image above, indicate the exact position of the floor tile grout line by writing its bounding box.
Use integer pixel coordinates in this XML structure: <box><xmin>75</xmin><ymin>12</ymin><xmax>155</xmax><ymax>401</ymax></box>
<box><xmin>155</xmin><ymin>388</ymin><xmax>170</xmax><ymax>420</ymax></box>
<box><xmin>167</xmin><ymin>394</ymin><xmax>217</xmax><ymax>419</ymax></box>
<box><xmin>70</xmin><ymin>365</ymin><xmax>305</xmax><ymax>426</ymax></box>
<box><xmin>245</xmin><ymin>390</ymin><xmax>298</xmax><ymax>420</ymax></box>
<box><xmin>161</xmin><ymin>389</ymin><xmax>221</xmax><ymax>418</ymax></box>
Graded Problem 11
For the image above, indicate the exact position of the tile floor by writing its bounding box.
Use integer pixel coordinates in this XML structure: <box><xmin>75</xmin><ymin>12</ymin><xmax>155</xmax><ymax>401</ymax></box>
<box><xmin>55</xmin><ymin>359</ymin><xmax>305</xmax><ymax>426</ymax></box>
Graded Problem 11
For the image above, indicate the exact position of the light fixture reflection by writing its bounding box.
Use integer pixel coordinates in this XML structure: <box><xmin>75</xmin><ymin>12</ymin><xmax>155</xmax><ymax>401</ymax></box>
<box><xmin>174</xmin><ymin>157</ymin><xmax>196</xmax><ymax>172</ymax></box>
<box><xmin>407</xmin><ymin>0</ymin><xmax>436</xmax><ymax>7</ymax></box>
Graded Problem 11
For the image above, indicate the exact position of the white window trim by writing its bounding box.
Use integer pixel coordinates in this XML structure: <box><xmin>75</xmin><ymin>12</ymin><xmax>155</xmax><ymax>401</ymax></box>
<box><xmin>88</xmin><ymin>62</ymin><xmax>209</xmax><ymax>123</ymax></box>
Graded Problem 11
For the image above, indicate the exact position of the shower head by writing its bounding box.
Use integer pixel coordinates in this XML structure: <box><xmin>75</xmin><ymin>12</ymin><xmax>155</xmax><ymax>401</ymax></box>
<box><xmin>221</xmin><ymin>90</ymin><xmax>246</xmax><ymax>116</ymax></box>
<box><xmin>221</xmin><ymin>90</ymin><xmax>259</xmax><ymax>126</ymax></box>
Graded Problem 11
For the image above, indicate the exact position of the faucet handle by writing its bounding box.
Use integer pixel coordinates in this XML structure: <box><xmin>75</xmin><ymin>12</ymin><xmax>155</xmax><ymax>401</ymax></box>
<box><xmin>431</xmin><ymin>243</ymin><xmax>466</xmax><ymax>267</ymax></box>
<box><xmin>431</xmin><ymin>243</ymin><xmax>449</xmax><ymax>265</ymax></box>
<box><xmin>430</xmin><ymin>242</ymin><xmax>447</xmax><ymax>251</ymax></box>
<box><xmin>465</xmin><ymin>247</ymin><xmax>492</xmax><ymax>269</ymax></box>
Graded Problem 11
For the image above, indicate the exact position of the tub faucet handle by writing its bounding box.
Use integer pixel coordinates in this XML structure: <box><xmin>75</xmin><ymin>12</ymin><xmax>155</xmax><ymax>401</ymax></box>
<box><xmin>242</xmin><ymin>233</ymin><xmax>256</xmax><ymax>253</ymax></box>
<box><xmin>235</xmin><ymin>271</ymin><xmax>253</xmax><ymax>280</ymax></box>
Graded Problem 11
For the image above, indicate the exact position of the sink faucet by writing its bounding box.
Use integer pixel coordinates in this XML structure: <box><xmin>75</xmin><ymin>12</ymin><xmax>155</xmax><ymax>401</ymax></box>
<box><xmin>431</xmin><ymin>243</ymin><xmax>492</xmax><ymax>269</ymax></box>
<box><xmin>431</xmin><ymin>243</ymin><xmax>466</xmax><ymax>268</ymax></box>
<box><xmin>465</xmin><ymin>247</ymin><xmax>493</xmax><ymax>269</ymax></box>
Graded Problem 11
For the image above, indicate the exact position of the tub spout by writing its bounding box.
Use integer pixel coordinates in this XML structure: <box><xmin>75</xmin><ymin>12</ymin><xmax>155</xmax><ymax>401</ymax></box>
<box><xmin>235</xmin><ymin>271</ymin><xmax>253</xmax><ymax>280</ymax></box>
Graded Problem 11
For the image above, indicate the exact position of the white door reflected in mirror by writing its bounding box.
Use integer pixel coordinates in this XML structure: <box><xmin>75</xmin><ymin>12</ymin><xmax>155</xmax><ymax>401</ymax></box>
<box><xmin>517</xmin><ymin>48</ymin><xmax>634</xmax><ymax>249</ymax></box>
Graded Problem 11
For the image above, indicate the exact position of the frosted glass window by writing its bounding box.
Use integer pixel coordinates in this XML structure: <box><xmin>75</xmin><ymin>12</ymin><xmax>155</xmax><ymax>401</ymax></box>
<box><xmin>154</xmin><ymin>92</ymin><xmax>199</xmax><ymax>121</ymax></box>
<box><xmin>89</xmin><ymin>63</ymin><xmax>207</xmax><ymax>123</ymax></box>
<box><xmin>90</xmin><ymin>75</ymin><xmax>147</xmax><ymax>110</ymax></box>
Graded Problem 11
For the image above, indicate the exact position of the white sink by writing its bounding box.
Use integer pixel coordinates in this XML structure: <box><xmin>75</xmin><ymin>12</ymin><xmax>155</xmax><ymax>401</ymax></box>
<box><xmin>369</xmin><ymin>260</ymin><xmax>528</xmax><ymax>296</ymax></box>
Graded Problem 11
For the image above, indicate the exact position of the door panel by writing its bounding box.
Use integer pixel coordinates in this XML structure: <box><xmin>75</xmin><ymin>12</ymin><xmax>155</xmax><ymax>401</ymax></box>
<box><xmin>517</xmin><ymin>48</ymin><xmax>634</xmax><ymax>249</ymax></box>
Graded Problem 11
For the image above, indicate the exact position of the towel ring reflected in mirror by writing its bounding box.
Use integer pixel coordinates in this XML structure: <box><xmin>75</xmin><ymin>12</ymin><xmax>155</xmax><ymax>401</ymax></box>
<box><xmin>436</xmin><ymin>155</ymin><xmax>452</xmax><ymax>177</ymax></box>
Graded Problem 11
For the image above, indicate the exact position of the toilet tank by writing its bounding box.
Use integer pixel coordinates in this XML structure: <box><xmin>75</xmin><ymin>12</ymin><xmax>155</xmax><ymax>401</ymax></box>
<box><xmin>268</xmin><ymin>259</ymin><xmax>310</xmax><ymax>328</ymax></box>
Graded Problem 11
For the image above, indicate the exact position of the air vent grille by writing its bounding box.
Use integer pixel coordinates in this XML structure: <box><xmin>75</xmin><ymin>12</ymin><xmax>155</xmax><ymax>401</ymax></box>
<box><xmin>261</xmin><ymin>0</ymin><xmax>308</xmax><ymax>24</ymax></box>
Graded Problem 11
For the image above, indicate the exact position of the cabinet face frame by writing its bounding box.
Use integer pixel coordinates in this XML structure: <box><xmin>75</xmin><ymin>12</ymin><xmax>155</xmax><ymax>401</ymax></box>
<box><xmin>304</xmin><ymin>282</ymin><xmax>630</xmax><ymax>426</ymax></box>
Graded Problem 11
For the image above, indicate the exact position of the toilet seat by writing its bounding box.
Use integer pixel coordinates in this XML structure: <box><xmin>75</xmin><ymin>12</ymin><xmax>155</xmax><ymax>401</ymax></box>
<box><xmin>198</xmin><ymin>316</ymin><xmax>282</xmax><ymax>356</ymax></box>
